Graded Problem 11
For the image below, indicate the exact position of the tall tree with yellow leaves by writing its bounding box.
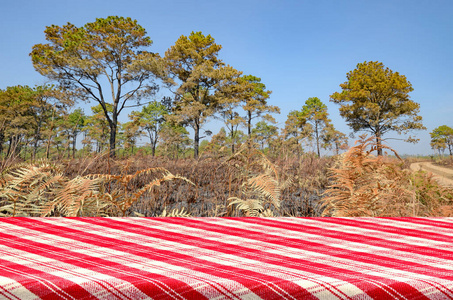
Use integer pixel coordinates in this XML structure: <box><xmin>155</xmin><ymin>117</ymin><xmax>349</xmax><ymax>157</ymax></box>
<box><xmin>330</xmin><ymin>61</ymin><xmax>425</xmax><ymax>155</ymax></box>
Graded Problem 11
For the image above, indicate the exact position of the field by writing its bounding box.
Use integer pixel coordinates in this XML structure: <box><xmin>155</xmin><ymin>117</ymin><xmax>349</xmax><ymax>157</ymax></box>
<box><xmin>1</xmin><ymin>137</ymin><xmax>453</xmax><ymax>218</ymax></box>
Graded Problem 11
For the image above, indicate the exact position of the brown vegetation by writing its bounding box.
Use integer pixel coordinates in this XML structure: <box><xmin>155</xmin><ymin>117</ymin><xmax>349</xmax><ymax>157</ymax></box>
<box><xmin>1</xmin><ymin>137</ymin><xmax>452</xmax><ymax>217</ymax></box>
<box><xmin>0</xmin><ymin>144</ymin><xmax>334</xmax><ymax>217</ymax></box>
<box><xmin>321</xmin><ymin>136</ymin><xmax>453</xmax><ymax>217</ymax></box>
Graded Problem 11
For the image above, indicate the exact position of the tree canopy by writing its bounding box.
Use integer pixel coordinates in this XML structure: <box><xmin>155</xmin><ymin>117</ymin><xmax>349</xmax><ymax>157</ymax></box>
<box><xmin>30</xmin><ymin>16</ymin><xmax>166</xmax><ymax>156</ymax></box>
<box><xmin>300</xmin><ymin>97</ymin><xmax>330</xmax><ymax>156</ymax></box>
<box><xmin>241</xmin><ymin>75</ymin><xmax>278</xmax><ymax>137</ymax></box>
<box><xmin>330</xmin><ymin>61</ymin><xmax>425</xmax><ymax>155</ymax></box>
<box><xmin>129</xmin><ymin>100</ymin><xmax>168</xmax><ymax>156</ymax></box>
<box><xmin>164</xmin><ymin>31</ymin><xmax>242</xmax><ymax>158</ymax></box>
<box><xmin>430</xmin><ymin>125</ymin><xmax>453</xmax><ymax>156</ymax></box>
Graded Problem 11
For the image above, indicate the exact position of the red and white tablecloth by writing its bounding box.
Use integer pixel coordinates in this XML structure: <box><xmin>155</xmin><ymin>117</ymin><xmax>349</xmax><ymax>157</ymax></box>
<box><xmin>0</xmin><ymin>217</ymin><xmax>452</xmax><ymax>299</ymax></box>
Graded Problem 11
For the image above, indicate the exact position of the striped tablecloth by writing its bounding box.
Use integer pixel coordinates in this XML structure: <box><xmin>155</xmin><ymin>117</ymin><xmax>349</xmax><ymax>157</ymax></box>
<box><xmin>0</xmin><ymin>217</ymin><xmax>452</xmax><ymax>299</ymax></box>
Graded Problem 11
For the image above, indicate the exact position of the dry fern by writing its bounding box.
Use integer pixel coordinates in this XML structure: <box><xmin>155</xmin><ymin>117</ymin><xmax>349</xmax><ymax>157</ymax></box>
<box><xmin>224</xmin><ymin>141</ymin><xmax>292</xmax><ymax>216</ymax></box>
<box><xmin>160</xmin><ymin>206</ymin><xmax>191</xmax><ymax>217</ymax></box>
<box><xmin>89</xmin><ymin>166</ymin><xmax>194</xmax><ymax>217</ymax></box>
<box><xmin>0</xmin><ymin>161</ymin><xmax>103</xmax><ymax>217</ymax></box>
<box><xmin>0</xmin><ymin>160</ymin><xmax>194</xmax><ymax>217</ymax></box>
<box><xmin>321</xmin><ymin>135</ymin><xmax>453</xmax><ymax>217</ymax></box>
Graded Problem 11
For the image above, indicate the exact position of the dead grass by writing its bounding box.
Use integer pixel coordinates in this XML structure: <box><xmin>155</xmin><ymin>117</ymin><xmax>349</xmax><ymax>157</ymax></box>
<box><xmin>321</xmin><ymin>136</ymin><xmax>453</xmax><ymax>217</ymax></box>
<box><xmin>2</xmin><ymin>137</ymin><xmax>450</xmax><ymax>217</ymax></box>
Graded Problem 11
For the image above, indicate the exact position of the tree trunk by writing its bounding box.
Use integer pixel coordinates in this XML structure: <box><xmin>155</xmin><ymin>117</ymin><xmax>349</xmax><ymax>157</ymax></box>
<box><xmin>194</xmin><ymin>121</ymin><xmax>200</xmax><ymax>159</ymax></box>
<box><xmin>46</xmin><ymin>137</ymin><xmax>52</xmax><ymax>159</ymax></box>
<box><xmin>150</xmin><ymin>133</ymin><xmax>157</xmax><ymax>157</ymax></box>
<box><xmin>32</xmin><ymin>136</ymin><xmax>39</xmax><ymax>161</ymax></box>
<box><xmin>72</xmin><ymin>132</ymin><xmax>77</xmax><ymax>159</ymax></box>
<box><xmin>66</xmin><ymin>140</ymin><xmax>71</xmax><ymax>159</ymax></box>
<box><xmin>0</xmin><ymin>131</ymin><xmax>4</xmax><ymax>155</ymax></box>
<box><xmin>247</xmin><ymin>111</ymin><xmax>252</xmax><ymax>137</ymax></box>
<box><xmin>315</xmin><ymin>122</ymin><xmax>320</xmax><ymax>157</ymax></box>
<box><xmin>6</xmin><ymin>136</ymin><xmax>15</xmax><ymax>158</ymax></box>
<box><xmin>376</xmin><ymin>132</ymin><xmax>383</xmax><ymax>156</ymax></box>
<box><xmin>231</xmin><ymin>129</ymin><xmax>235</xmax><ymax>154</ymax></box>
<box><xmin>109</xmin><ymin>122</ymin><xmax>117</xmax><ymax>158</ymax></box>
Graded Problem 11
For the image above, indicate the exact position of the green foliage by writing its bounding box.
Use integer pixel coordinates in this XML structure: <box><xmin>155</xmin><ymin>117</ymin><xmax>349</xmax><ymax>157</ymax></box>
<box><xmin>158</xmin><ymin>122</ymin><xmax>191</xmax><ymax>159</ymax></box>
<box><xmin>240</xmin><ymin>75</ymin><xmax>279</xmax><ymax>136</ymax></box>
<box><xmin>299</xmin><ymin>97</ymin><xmax>331</xmax><ymax>156</ymax></box>
<box><xmin>119</xmin><ymin>121</ymin><xmax>141</xmax><ymax>154</ymax></box>
<box><xmin>58</xmin><ymin>108</ymin><xmax>86</xmax><ymax>159</ymax></box>
<box><xmin>282</xmin><ymin>110</ymin><xmax>312</xmax><ymax>156</ymax></box>
<box><xmin>129</xmin><ymin>101</ymin><xmax>168</xmax><ymax>156</ymax></box>
<box><xmin>322</xmin><ymin>124</ymin><xmax>348</xmax><ymax>155</ymax></box>
<box><xmin>430</xmin><ymin>125</ymin><xmax>453</xmax><ymax>156</ymax></box>
<box><xmin>251</xmin><ymin>121</ymin><xmax>278</xmax><ymax>150</ymax></box>
<box><xmin>83</xmin><ymin>104</ymin><xmax>113</xmax><ymax>153</ymax></box>
<box><xmin>164</xmin><ymin>31</ymin><xmax>243</xmax><ymax>158</ymax></box>
<box><xmin>0</xmin><ymin>85</ymin><xmax>72</xmax><ymax>160</ymax></box>
<box><xmin>330</xmin><ymin>61</ymin><xmax>425</xmax><ymax>155</ymax></box>
<box><xmin>31</xmin><ymin>16</ymin><xmax>166</xmax><ymax>156</ymax></box>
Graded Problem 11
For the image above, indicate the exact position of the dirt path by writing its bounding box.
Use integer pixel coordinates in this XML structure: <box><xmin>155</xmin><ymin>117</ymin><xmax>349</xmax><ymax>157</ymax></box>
<box><xmin>410</xmin><ymin>162</ymin><xmax>453</xmax><ymax>187</ymax></box>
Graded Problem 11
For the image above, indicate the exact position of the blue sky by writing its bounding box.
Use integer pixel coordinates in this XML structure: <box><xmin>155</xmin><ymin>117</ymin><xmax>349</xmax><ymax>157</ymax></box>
<box><xmin>1</xmin><ymin>0</ymin><xmax>452</xmax><ymax>155</ymax></box>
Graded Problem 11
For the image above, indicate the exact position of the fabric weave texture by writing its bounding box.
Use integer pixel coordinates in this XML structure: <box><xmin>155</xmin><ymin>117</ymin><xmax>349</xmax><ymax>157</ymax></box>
<box><xmin>0</xmin><ymin>217</ymin><xmax>452</xmax><ymax>299</ymax></box>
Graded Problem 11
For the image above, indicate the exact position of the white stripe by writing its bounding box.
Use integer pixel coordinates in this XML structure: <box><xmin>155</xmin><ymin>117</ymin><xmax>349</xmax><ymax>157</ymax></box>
<box><xmin>3</xmin><ymin>219</ymin><xmax>257</xmax><ymax>300</ymax></box>
<box><xmin>0</xmin><ymin>275</ymin><xmax>39</xmax><ymax>300</ymax></box>
<box><xmin>0</xmin><ymin>224</ymin><xmax>171</xmax><ymax>300</ymax></box>
<box><xmin>40</xmin><ymin>218</ymin><xmax>356</xmax><ymax>300</ymax></box>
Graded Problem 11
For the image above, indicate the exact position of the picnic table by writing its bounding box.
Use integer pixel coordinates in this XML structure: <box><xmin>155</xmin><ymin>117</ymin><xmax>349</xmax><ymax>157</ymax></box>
<box><xmin>0</xmin><ymin>217</ymin><xmax>452</xmax><ymax>299</ymax></box>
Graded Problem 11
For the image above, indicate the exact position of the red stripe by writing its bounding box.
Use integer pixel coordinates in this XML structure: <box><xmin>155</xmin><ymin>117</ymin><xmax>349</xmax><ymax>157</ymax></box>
<box><xmin>382</xmin><ymin>217</ymin><xmax>453</xmax><ymax>230</ymax></box>
<box><xmin>0</xmin><ymin>229</ymin><xmax>206</xmax><ymax>299</ymax></box>
<box><xmin>0</xmin><ymin>257</ymin><xmax>93</xmax><ymax>299</ymax></box>
<box><xmin>81</xmin><ymin>217</ymin><xmax>453</xmax><ymax>299</ymax></box>
<box><xmin>154</xmin><ymin>217</ymin><xmax>452</xmax><ymax>299</ymax></box>
<box><xmin>313</xmin><ymin>217</ymin><xmax>453</xmax><ymax>243</ymax></box>
<box><xmin>2</xmin><ymin>217</ymin><xmax>452</xmax><ymax>299</ymax></box>
<box><xmin>0</xmin><ymin>287</ymin><xmax>16</xmax><ymax>300</ymax></box>
<box><xmin>78</xmin><ymin>217</ymin><xmax>348</xmax><ymax>299</ymax></box>
<box><xmin>2</xmin><ymin>218</ymin><xmax>316</xmax><ymax>300</ymax></box>
<box><xmin>92</xmin><ymin>217</ymin><xmax>453</xmax><ymax>278</ymax></box>
<box><xmin>233</xmin><ymin>218</ymin><xmax>453</xmax><ymax>260</ymax></box>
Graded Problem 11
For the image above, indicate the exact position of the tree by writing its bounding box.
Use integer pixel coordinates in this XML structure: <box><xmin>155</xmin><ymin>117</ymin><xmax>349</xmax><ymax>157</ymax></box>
<box><xmin>251</xmin><ymin>121</ymin><xmax>278</xmax><ymax>150</ymax></box>
<box><xmin>159</xmin><ymin>122</ymin><xmax>191</xmax><ymax>159</ymax></box>
<box><xmin>241</xmin><ymin>75</ymin><xmax>279</xmax><ymax>137</ymax></box>
<box><xmin>84</xmin><ymin>104</ymin><xmax>113</xmax><ymax>153</ymax></box>
<box><xmin>65</xmin><ymin>109</ymin><xmax>86</xmax><ymax>158</ymax></box>
<box><xmin>203</xmin><ymin>127</ymin><xmax>228</xmax><ymax>155</ymax></box>
<box><xmin>322</xmin><ymin>124</ymin><xmax>348</xmax><ymax>155</ymax></box>
<box><xmin>330</xmin><ymin>61</ymin><xmax>425</xmax><ymax>155</ymax></box>
<box><xmin>164</xmin><ymin>31</ymin><xmax>242</xmax><ymax>158</ymax></box>
<box><xmin>300</xmin><ymin>97</ymin><xmax>331</xmax><ymax>156</ymax></box>
<box><xmin>0</xmin><ymin>85</ymin><xmax>71</xmax><ymax>159</ymax></box>
<box><xmin>31</xmin><ymin>16</ymin><xmax>166</xmax><ymax>157</ymax></box>
<box><xmin>0</xmin><ymin>86</ymin><xmax>36</xmax><ymax>158</ymax></box>
<box><xmin>282</xmin><ymin>110</ymin><xmax>312</xmax><ymax>156</ymax></box>
<box><xmin>129</xmin><ymin>100</ymin><xmax>168</xmax><ymax>156</ymax></box>
<box><xmin>217</xmin><ymin>109</ymin><xmax>244</xmax><ymax>154</ymax></box>
<box><xmin>430</xmin><ymin>125</ymin><xmax>453</xmax><ymax>156</ymax></box>
<box><xmin>120</xmin><ymin>121</ymin><xmax>141</xmax><ymax>155</ymax></box>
